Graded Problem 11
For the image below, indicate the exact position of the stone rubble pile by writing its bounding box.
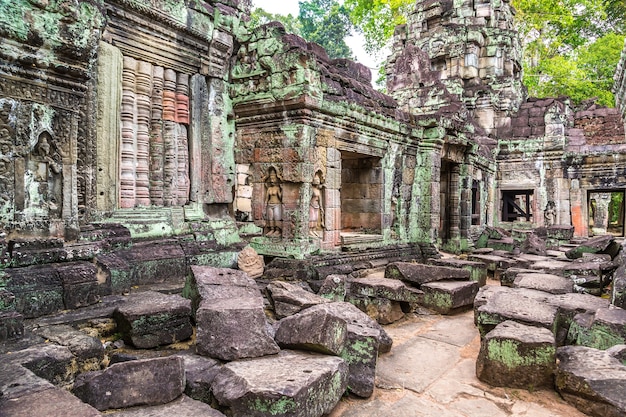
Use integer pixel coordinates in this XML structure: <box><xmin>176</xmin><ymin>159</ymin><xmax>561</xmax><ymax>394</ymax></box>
<box><xmin>472</xmin><ymin>232</ymin><xmax>626</xmax><ymax>417</ymax></box>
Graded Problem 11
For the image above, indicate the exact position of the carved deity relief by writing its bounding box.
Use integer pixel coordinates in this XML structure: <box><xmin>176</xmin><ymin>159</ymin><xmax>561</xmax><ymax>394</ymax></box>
<box><xmin>24</xmin><ymin>131</ymin><xmax>63</xmax><ymax>220</ymax></box>
<box><xmin>120</xmin><ymin>57</ymin><xmax>190</xmax><ymax>209</ymax></box>
<box><xmin>263</xmin><ymin>167</ymin><xmax>282</xmax><ymax>237</ymax></box>
<box><xmin>309</xmin><ymin>171</ymin><xmax>325</xmax><ymax>237</ymax></box>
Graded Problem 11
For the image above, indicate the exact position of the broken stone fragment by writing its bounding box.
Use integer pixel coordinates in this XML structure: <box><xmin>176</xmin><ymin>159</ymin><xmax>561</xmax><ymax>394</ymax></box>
<box><xmin>317</xmin><ymin>274</ymin><xmax>347</xmax><ymax>301</ymax></box>
<box><xmin>385</xmin><ymin>262</ymin><xmax>470</xmax><ymax>285</ymax></box>
<box><xmin>274</xmin><ymin>304</ymin><xmax>348</xmax><ymax>355</ymax></box>
<box><xmin>345</xmin><ymin>293</ymin><xmax>405</xmax><ymax>324</ymax></box>
<box><xmin>179</xmin><ymin>354</ymin><xmax>222</xmax><ymax>406</ymax></box>
<box><xmin>211</xmin><ymin>350</ymin><xmax>348</xmax><ymax>417</ymax></box>
<box><xmin>196</xmin><ymin>296</ymin><xmax>280</xmax><ymax>361</ymax></box>
<box><xmin>266</xmin><ymin>280</ymin><xmax>327</xmax><ymax>319</ymax></box>
<box><xmin>72</xmin><ymin>356</ymin><xmax>185</xmax><ymax>411</ymax></box>
<box><xmin>33</xmin><ymin>324</ymin><xmax>104</xmax><ymax>372</ymax></box>
<box><xmin>476</xmin><ymin>320</ymin><xmax>556</xmax><ymax>389</ymax></box>
<box><xmin>565</xmin><ymin>235</ymin><xmax>619</xmax><ymax>260</ymax></box>
<box><xmin>8</xmin><ymin>343</ymin><xmax>76</xmax><ymax>387</ymax></box>
<box><xmin>556</xmin><ymin>345</ymin><xmax>626</xmax><ymax>417</ymax></box>
<box><xmin>113</xmin><ymin>290</ymin><xmax>193</xmax><ymax>349</ymax></box>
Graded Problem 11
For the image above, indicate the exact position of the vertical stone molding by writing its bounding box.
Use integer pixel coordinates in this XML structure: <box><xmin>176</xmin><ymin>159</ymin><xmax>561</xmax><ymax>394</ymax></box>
<box><xmin>150</xmin><ymin>66</ymin><xmax>165</xmax><ymax>206</ymax></box>
<box><xmin>120</xmin><ymin>56</ymin><xmax>137</xmax><ymax>208</ymax></box>
<box><xmin>135</xmin><ymin>61</ymin><xmax>153</xmax><ymax>207</ymax></box>
<box><xmin>163</xmin><ymin>68</ymin><xmax>178</xmax><ymax>207</ymax></box>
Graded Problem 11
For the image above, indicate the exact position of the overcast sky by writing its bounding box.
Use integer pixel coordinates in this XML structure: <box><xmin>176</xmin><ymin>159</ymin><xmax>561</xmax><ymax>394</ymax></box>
<box><xmin>251</xmin><ymin>0</ymin><xmax>384</xmax><ymax>74</ymax></box>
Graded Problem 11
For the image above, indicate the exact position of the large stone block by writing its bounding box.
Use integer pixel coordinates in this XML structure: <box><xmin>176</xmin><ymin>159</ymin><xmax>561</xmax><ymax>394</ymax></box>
<box><xmin>179</xmin><ymin>354</ymin><xmax>222</xmax><ymax>405</ymax></box>
<box><xmin>349</xmin><ymin>277</ymin><xmax>424</xmax><ymax>304</ymax></box>
<box><xmin>212</xmin><ymin>350</ymin><xmax>348</xmax><ymax>417</ymax></box>
<box><xmin>196</xmin><ymin>297</ymin><xmax>279</xmax><ymax>361</ymax></box>
<box><xmin>476</xmin><ymin>320</ymin><xmax>556</xmax><ymax>389</ymax></box>
<box><xmin>72</xmin><ymin>356</ymin><xmax>185</xmax><ymax>411</ymax></box>
<box><xmin>33</xmin><ymin>324</ymin><xmax>104</xmax><ymax>372</ymax></box>
<box><xmin>266</xmin><ymin>280</ymin><xmax>327</xmax><ymax>319</ymax></box>
<box><xmin>565</xmin><ymin>235</ymin><xmax>619</xmax><ymax>259</ymax></box>
<box><xmin>123</xmin><ymin>240</ymin><xmax>188</xmax><ymax>285</ymax></box>
<box><xmin>346</xmin><ymin>293</ymin><xmax>405</xmax><ymax>324</ymax></box>
<box><xmin>8</xmin><ymin>344</ymin><xmax>77</xmax><ymax>387</ymax></box>
<box><xmin>567</xmin><ymin>307</ymin><xmax>626</xmax><ymax>349</ymax></box>
<box><xmin>4</xmin><ymin>264</ymin><xmax>64</xmax><ymax>318</ymax></box>
<box><xmin>0</xmin><ymin>387</ymin><xmax>101</xmax><ymax>417</ymax></box>
<box><xmin>421</xmin><ymin>280</ymin><xmax>478</xmax><ymax>314</ymax></box>
<box><xmin>54</xmin><ymin>262</ymin><xmax>100</xmax><ymax>309</ymax></box>
<box><xmin>556</xmin><ymin>345</ymin><xmax>626</xmax><ymax>417</ymax></box>
<box><xmin>114</xmin><ymin>291</ymin><xmax>193</xmax><ymax>349</ymax></box>
<box><xmin>428</xmin><ymin>257</ymin><xmax>487</xmax><ymax>286</ymax></box>
<box><xmin>512</xmin><ymin>272</ymin><xmax>574</xmax><ymax>294</ymax></box>
<box><xmin>385</xmin><ymin>262</ymin><xmax>470</xmax><ymax>285</ymax></box>
<box><xmin>275</xmin><ymin>304</ymin><xmax>348</xmax><ymax>355</ymax></box>
<box><xmin>95</xmin><ymin>253</ymin><xmax>132</xmax><ymax>295</ymax></box>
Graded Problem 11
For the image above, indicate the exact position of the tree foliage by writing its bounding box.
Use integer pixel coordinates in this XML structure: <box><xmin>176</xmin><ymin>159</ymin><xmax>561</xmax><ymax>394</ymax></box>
<box><xmin>298</xmin><ymin>0</ymin><xmax>354</xmax><ymax>59</ymax></box>
<box><xmin>249</xmin><ymin>8</ymin><xmax>302</xmax><ymax>35</ymax></box>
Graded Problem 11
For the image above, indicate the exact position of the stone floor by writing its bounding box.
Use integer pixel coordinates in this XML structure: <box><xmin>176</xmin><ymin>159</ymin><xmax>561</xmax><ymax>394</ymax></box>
<box><xmin>328</xmin><ymin>282</ymin><xmax>589</xmax><ymax>417</ymax></box>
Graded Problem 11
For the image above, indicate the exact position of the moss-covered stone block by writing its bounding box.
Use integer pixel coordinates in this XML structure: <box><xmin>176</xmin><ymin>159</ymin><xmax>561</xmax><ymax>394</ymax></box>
<box><xmin>477</xmin><ymin>321</ymin><xmax>556</xmax><ymax>389</ymax></box>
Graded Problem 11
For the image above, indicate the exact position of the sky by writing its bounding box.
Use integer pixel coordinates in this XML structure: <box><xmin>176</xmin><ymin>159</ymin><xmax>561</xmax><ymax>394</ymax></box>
<box><xmin>251</xmin><ymin>0</ymin><xmax>384</xmax><ymax>74</ymax></box>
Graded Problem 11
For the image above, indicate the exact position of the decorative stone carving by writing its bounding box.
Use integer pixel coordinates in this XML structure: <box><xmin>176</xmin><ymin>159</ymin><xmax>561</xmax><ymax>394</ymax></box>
<box><xmin>309</xmin><ymin>171</ymin><xmax>325</xmax><ymax>237</ymax></box>
<box><xmin>264</xmin><ymin>167</ymin><xmax>283</xmax><ymax>237</ymax></box>
<box><xmin>237</xmin><ymin>246</ymin><xmax>264</xmax><ymax>279</ymax></box>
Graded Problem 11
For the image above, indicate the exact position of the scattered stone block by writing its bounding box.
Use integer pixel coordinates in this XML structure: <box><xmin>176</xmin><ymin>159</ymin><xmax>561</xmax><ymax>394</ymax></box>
<box><xmin>185</xmin><ymin>266</ymin><xmax>261</xmax><ymax>313</ymax></box>
<box><xmin>317</xmin><ymin>274</ymin><xmax>347</xmax><ymax>301</ymax></box>
<box><xmin>476</xmin><ymin>320</ymin><xmax>555</xmax><ymax>389</ymax></box>
<box><xmin>33</xmin><ymin>324</ymin><xmax>104</xmax><ymax>372</ymax></box>
<box><xmin>266</xmin><ymin>280</ymin><xmax>326</xmax><ymax>319</ymax></box>
<box><xmin>4</xmin><ymin>264</ymin><xmax>64</xmax><ymax>318</ymax></box>
<box><xmin>611</xmin><ymin>242</ymin><xmax>626</xmax><ymax>308</ymax></box>
<box><xmin>556</xmin><ymin>345</ymin><xmax>626</xmax><ymax>417</ymax></box>
<box><xmin>468</xmin><ymin>253</ymin><xmax>515</xmax><ymax>280</ymax></box>
<box><xmin>54</xmin><ymin>262</ymin><xmax>100</xmax><ymax>309</ymax></box>
<box><xmin>274</xmin><ymin>304</ymin><xmax>348</xmax><ymax>355</ymax></box>
<box><xmin>0</xmin><ymin>361</ymin><xmax>55</xmax><ymax>401</ymax></box>
<box><xmin>123</xmin><ymin>240</ymin><xmax>188</xmax><ymax>285</ymax></box>
<box><xmin>317</xmin><ymin>301</ymin><xmax>393</xmax><ymax>353</ymax></box>
<box><xmin>73</xmin><ymin>356</ymin><xmax>185</xmax><ymax>411</ymax></box>
<box><xmin>1</xmin><ymin>386</ymin><xmax>101</xmax><ymax>417</ymax></box>
<box><xmin>550</xmin><ymin>292</ymin><xmax>610</xmax><ymax>345</ymax></box>
<box><xmin>567</xmin><ymin>307</ymin><xmax>626</xmax><ymax>349</ymax></box>
<box><xmin>346</xmin><ymin>293</ymin><xmax>405</xmax><ymax>324</ymax></box>
<box><xmin>179</xmin><ymin>354</ymin><xmax>222</xmax><ymax>405</ymax></box>
<box><xmin>111</xmin><ymin>395</ymin><xmax>227</xmax><ymax>417</ymax></box>
<box><xmin>428</xmin><ymin>257</ymin><xmax>488</xmax><ymax>286</ymax></box>
<box><xmin>385</xmin><ymin>262</ymin><xmax>470</xmax><ymax>285</ymax></box>
<box><xmin>421</xmin><ymin>280</ymin><xmax>478</xmax><ymax>314</ymax></box>
<box><xmin>350</xmin><ymin>277</ymin><xmax>424</xmax><ymax>305</ymax></box>
<box><xmin>9</xmin><ymin>344</ymin><xmax>76</xmax><ymax>386</ymax></box>
<box><xmin>487</xmin><ymin>237</ymin><xmax>516</xmax><ymax>252</ymax></box>
<box><xmin>95</xmin><ymin>253</ymin><xmax>132</xmax><ymax>295</ymax></box>
<box><xmin>196</xmin><ymin>297</ymin><xmax>279</xmax><ymax>361</ymax></box>
<box><xmin>340</xmin><ymin>321</ymin><xmax>379</xmax><ymax>398</ymax></box>
<box><xmin>212</xmin><ymin>350</ymin><xmax>348</xmax><ymax>417</ymax></box>
<box><xmin>512</xmin><ymin>272</ymin><xmax>574</xmax><ymax>294</ymax></box>
<box><xmin>565</xmin><ymin>235</ymin><xmax>618</xmax><ymax>259</ymax></box>
<box><xmin>501</xmin><ymin>267</ymin><xmax>539</xmax><ymax>287</ymax></box>
<box><xmin>114</xmin><ymin>291</ymin><xmax>193</xmax><ymax>349</ymax></box>
<box><xmin>474</xmin><ymin>287</ymin><xmax>558</xmax><ymax>337</ymax></box>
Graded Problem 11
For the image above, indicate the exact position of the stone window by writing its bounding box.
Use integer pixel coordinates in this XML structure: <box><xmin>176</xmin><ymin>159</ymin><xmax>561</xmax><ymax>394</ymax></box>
<box><xmin>588</xmin><ymin>190</ymin><xmax>625</xmax><ymax>236</ymax></box>
<box><xmin>501</xmin><ymin>190</ymin><xmax>533</xmax><ymax>222</ymax></box>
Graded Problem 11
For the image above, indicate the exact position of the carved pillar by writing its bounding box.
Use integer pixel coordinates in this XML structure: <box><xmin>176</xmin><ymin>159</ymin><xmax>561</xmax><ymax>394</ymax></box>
<box><xmin>162</xmin><ymin>69</ymin><xmax>178</xmax><ymax>206</ymax></box>
<box><xmin>135</xmin><ymin>61</ymin><xmax>152</xmax><ymax>206</ymax></box>
<box><xmin>176</xmin><ymin>73</ymin><xmax>190</xmax><ymax>205</ymax></box>
<box><xmin>449</xmin><ymin>164</ymin><xmax>461</xmax><ymax>240</ymax></box>
<box><xmin>120</xmin><ymin>56</ymin><xmax>137</xmax><ymax>208</ymax></box>
<box><xmin>150</xmin><ymin>66</ymin><xmax>164</xmax><ymax>205</ymax></box>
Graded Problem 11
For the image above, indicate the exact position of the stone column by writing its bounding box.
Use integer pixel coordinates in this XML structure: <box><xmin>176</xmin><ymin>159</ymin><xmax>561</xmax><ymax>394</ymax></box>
<box><xmin>449</xmin><ymin>163</ymin><xmax>461</xmax><ymax>241</ymax></box>
<box><xmin>120</xmin><ymin>56</ymin><xmax>137</xmax><ymax>208</ymax></box>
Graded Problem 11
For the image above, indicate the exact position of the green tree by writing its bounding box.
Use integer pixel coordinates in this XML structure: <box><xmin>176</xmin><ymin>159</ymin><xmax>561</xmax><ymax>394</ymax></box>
<box><xmin>298</xmin><ymin>0</ymin><xmax>354</xmax><ymax>59</ymax></box>
<box><xmin>345</xmin><ymin>0</ymin><xmax>413</xmax><ymax>54</ymax></box>
<box><xmin>249</xmin><ymin>8</ymin><xmax>302</xmax><ymax>35</ymax></box>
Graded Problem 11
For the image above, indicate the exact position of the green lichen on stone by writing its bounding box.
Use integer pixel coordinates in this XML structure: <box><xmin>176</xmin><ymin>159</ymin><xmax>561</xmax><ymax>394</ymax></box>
<box><xmin>249</xmin><ymin>397</ymin><xmax>297</xmax><ymax>415</ymax></box>
<box><xmin>568</xmin><ymin>321</ymin><xmax>626</xmax><ymax>350</ymax></box>
<box><xmin>487</xmin><ymin>339</ymin><xmax>555</xmax><ymax>369</ymax></box>
<box><xmin>0</xmin><ymin>1</ymin><xmax>29</xmax><ymax>41</ymax></box>
<box><xmin>342</xmin><ymin>338</ymin><xmax>376</xmax><ymax>365</ymax></box>
<box><xmin>423</xmin><ymin>292</ymin><xmax>452</xmax><ymax>310</ymax></box>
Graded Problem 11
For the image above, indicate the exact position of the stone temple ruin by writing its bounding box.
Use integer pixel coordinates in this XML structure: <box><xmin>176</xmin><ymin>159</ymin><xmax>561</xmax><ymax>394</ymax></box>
<box><xmin>1</xmin><ymin>0</ymin><xmax>626</xmax><ymax>416</ymax></box>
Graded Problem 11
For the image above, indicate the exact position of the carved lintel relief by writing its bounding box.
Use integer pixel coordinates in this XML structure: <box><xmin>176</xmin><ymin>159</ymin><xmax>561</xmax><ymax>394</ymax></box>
<box><xmin>119</xmin><ymin>57</ymin><xmax>191</xmax><ymax>209</ymax></box>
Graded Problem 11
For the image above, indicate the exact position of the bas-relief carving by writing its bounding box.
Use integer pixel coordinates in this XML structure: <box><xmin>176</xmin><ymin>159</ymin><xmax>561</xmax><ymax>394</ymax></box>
<box><xmin>263</xmin><ymin>167</ymin><xmax>282</xmax><ymax>237</ymax></box>
<box><xmin>309</xmin><ymin>171</ymin><xmax>325</xmax><ymax>237</ymax></box>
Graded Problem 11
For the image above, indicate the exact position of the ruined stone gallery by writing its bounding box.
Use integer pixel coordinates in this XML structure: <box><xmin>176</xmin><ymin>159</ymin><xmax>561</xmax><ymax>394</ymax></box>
<box><xmin>1</xmin><ymin>0</ymin><xmax>626</xmax><ymax>416</ymax></box>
